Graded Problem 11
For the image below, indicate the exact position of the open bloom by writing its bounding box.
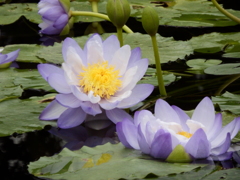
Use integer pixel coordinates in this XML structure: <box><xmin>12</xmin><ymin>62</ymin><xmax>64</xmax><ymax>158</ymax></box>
<box><xmin>38</xmin><ymin>0</ymin><xmax>73</xmax><ymax>35</ymax></box>
<box><xmin>117</xmin><ymin>97</ymin><xmax>240</xmax><ymax>162</ymax></box>
<box><xmin>0</xmin><ymin>49</ymin><xmax>20</xmax><ymax>67</ymax></box>
<box><xmin>38</xmin><ymin>34</ymin><xmax>154</xmax><ymax>129</ymax></box>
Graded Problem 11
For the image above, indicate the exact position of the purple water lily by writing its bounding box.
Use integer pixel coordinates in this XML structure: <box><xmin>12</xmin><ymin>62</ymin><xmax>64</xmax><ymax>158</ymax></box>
<box><xmin>38</xmin><ymin>34</ymin><xmax>154</xmax><ymax>129</ymax></box>
<box><xmin>38</xmin><ymin>0</ymin><xmax>73</xmax><ymax>35</ymax></box>
<box><xmin>117</xmin><ymin>97</ymin><xmax>240</xmax><ymax>162</ymax></box>
<box><xmin>0</xmin><ymin>49</ymin><xmax>20</xmax><ymax>67</ymax></box>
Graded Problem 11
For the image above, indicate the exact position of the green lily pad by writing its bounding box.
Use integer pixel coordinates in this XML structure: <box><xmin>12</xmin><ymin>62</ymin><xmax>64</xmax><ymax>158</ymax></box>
<box><xmin>0</xmin><ymin>94</ymin><xmax>56</xmax><ymax>137</ymax></box>
<box><xmin>212</xmin><ymin>92</ymin><xmax>240</xmax><ymax>115</ymax></box>
<box><xmin>204</xmin><ymin>168</ymin><xmax>240</xmax><ymax>180</ymax></box>
<box><xmin>186</xmin><ymin>59</ymin><xmax>222</xmax><ymax>74</ymax></box>
<box><xmin>0</xmin><ymin>3</ymin><xmax>41</xmax><ymax>25</ymax></box>
<box><xmin>190</xmin><ymin>32</ymin><xmax>240</xmax><ymax>54</ymax></box>
<box><xmin>29</xmin><ymin>143</ymin><xmax>205</xmax><ymax>180</ymax></box>
<box><xmin>0</xmin><ymin>68</ymin><xmax>53</xmax><ymax>101</ymax></box>
<box><xmin>204</xmin><ymin>63</ymin><xmax>240</xmax><ymax>75</ymax></box>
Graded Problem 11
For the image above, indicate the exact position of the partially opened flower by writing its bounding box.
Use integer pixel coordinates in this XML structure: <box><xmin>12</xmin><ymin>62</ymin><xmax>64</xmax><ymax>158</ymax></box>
<box><xmin>0</xmin><ymin>49</ymin><xmax>20</xmax><ymax>68</ymax></box>
<box><xmin>117</xmin><ymin>97</ymin><xmax>240</xmax><ymax>162</ymax></box>
<box><xmin>38</xmin><ymin>34</ymin><xmax>154</xmax><ymax>129</ymax></box>
<box><xmin>38</xmin><ymin>0</ymin><xmax>73</xmax><ymax>35</ymax></box>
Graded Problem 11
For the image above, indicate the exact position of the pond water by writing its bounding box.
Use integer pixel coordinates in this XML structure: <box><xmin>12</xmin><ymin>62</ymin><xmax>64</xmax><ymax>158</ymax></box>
<box><xmin>1</xmin><ymin>0</ymin><xmax>240</xmax><ymax>180</ymax></box>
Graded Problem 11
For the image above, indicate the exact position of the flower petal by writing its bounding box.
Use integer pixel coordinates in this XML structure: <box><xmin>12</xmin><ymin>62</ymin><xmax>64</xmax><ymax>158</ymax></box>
<box><xmin>48</xmin><ymin>73</ymin><xmax>71</xmax><ymax>93</ymax></box>
<box><xmin>110</xmin><ymin>45</ymin><xmax>131</xmax><ymax>76</ymax></box>
<box><xmin>53</xmin><ymin>14</ymin><xmax>68</xmax><ymax>29</ymax></box>
<box><xmin>58</xmin><ymin>107</ymin><xmax>87</xmax><ymax>129</ymax></box>
<box><xmin>55</xmin><ymin>93</ymin><xmax>82</xmax><ymax>108</ymax></box>
<box><xmin>39</xmin><ymin>100</ymin><xmax>67</xmax><ymax>120</ymax></box>
<box><xmin>155</xmin><ymin>99</ymin><xmax>181</xmax><ymax>124</ymax></box>
<box><xmin>80</xmin><ymin>101</ymin><xmax>102</xmax><ymax>116</ymax></box>
<box><xmin>38</xmin><ymin>64</ymin><xmax>63</xmax><ymax>81</ymax></box>
<box><xmin>71</xmin><ymin>85</ymin><xmax>89</xmax><ymax>101</ymax></box>
<box><xmin>85</xmin><ymin>34</ymin><xmax>104</xmax><ymax>64</ymax></box>
<box><xmin>1</xmin><ymin>49</ymin><xmax>20</xmax><ymax>64</ymax></box>
<box><xmin>117</xmin><ymin>84</ymin><xmax>154</xmax><ymax>109</ymax></box>
<box><xmin>137</xmin><ymin>124</ymin><xmax>150</xmax><ymax>154</ymax></box>
<box><xmin>116</xmin><ymin>119</ymin><xmax>139</xmax><ymax>149</ymax></box>
<box><xmin>150</xmin><ymin>130</ymin><xmax>172</xmax><ymax>159</ymax></box>
<box><xmin>106</xmin><ymin>108</ymin><xmax>133</xmax><ymax>124</ymax></box>
<box><xmin>191</xmin><ymin>97</ymin><xmax>215</xmax><ymax>132</ymax></box>
<box><xmin>211</xmin><ymin>133</ymin><xmax>231</xmax><ymax>156</ymax></box>
<box><xmin>62</xmin><ymin>37</ymin><xmax>87</xmax><ymax>66</ymax></box>
<box><xmin>127</xmin><ymin>47</ymin><xmax>142</xmax><ymax>69</ymax></box>
<box><xmin>116</xmin><ymin>122</ymin><xmax>131</xmax><ymax>148</ymax></box>
<box><xmin>172</xmin><ymin>105</ymin><xmax>190</xmax><ymax>132</ymax></box>
<box><xmin>185</xmin><ymin>128</ymin><xmax>210</xmax><ymax>159</ymax></box>
<box><xmin>102</xmin><ymin>35</ymin><xmax>120</xmax><ymax>62</ymax></box>
<box><xmin>208</xmin><ymin>113</ymin><xmax>222</xmax><ymax>141</ymax></box>
<box><xmin>211</xmin><ymin>117</ymin><xmax>240</xmax><ymax>148</ymax></box>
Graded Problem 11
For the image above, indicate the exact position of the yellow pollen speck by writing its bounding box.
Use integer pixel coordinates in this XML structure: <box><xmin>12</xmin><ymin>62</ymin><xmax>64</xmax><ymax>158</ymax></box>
<box><xmin>177</xmin><ymin>131</ymin><xmax>192</xmax><ymax>138</ymax></box>
<box><xmin>79</xmin><ymin>61</ymin><xmax>122</xmax><ymax>99</ymax></box>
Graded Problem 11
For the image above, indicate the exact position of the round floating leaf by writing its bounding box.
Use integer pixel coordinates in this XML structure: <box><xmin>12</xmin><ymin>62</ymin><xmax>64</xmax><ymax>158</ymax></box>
<box><xmin>29</xmin><ymin>143</ymin><xmax>205</xmax><ymax>180</ymax></box>
<box><xmin>186</xmin><ymin>59</ymin><xmax>222</xmax><ymax>74</ymax></box>
<box><xmin>0</xmin><ymin>94</ymin><xmax>56</xmax><ymax>137</ymax></box>
<box><xmin>212</xmin><ymin>92</ymin><xmax>240</xmax><ymax>116</ymax></box>
<box><xmin>203</xmin><ymin>168</ymin><xmax>240</xmax><ymax>180</ymax></box>
<box><xmin>204</xmin><ymin>63</ymin><xmax>240</xmax><ymax>75</ymax></box>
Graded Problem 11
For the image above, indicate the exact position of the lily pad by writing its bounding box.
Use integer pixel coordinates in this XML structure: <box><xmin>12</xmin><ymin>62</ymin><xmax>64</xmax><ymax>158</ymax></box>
<box><xmin>204</xmin><ymin>63</ymin><xmax>240</xmax><ymax>75</ymax></box>
<box><xmin>0</xmin><ymin>94</ymin><xmax>56</xmax><ymax>137</ymax></box>
<box><xmin>212</xmin><ymin>92</ymin><xmax>240</xmax><ymax>115</ymax></box>
<box><xmin>29</xmin><ymin>143</ymin><xmax>205</xmax><ymax>180</ymax></box>
<box><xmin>186</xmin><ymin>59</ymin><xmax>222</xmax><ymax>74</ymax></box>
<box><xmin>0</xmin><ymin>68</ymin><xmax>53</xmax><ymax>101</ymax></box>
<box><xmin>0</xmin><ymin>3</ymin><xmax>41</xmax><ymax>25</ymax></box>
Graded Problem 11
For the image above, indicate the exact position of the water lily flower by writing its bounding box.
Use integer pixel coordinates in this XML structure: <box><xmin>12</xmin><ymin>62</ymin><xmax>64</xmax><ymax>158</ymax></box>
<box><xmin>38</xmin><ymin>34</ymin><xmax>154</xmax><ymax>129</ymax></box>
<box><xmin>0</xmin><ymin>49</ymin><xmax>20</xmax><ymax>68</ymax></box>
<box><xmin>38</xmin><ymin>0</ymin><xmax>73</xmax><ymax>35</ymax></box>
<box><xmin>116</xmin><ymin>97</ymin><xmax>240</xmax><ymax>162</ymax></box>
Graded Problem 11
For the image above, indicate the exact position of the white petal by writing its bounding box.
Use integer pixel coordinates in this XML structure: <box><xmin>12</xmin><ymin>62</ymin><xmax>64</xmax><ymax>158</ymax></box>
<box><xmin>186</xmin><ymin>119</ymin><xmax>206</xmax><ymax>134</ymax></box>
<box><xmin>110</xmin><ymin>45</ymin><xmax>131</xmax><ymax>76</ymax></box>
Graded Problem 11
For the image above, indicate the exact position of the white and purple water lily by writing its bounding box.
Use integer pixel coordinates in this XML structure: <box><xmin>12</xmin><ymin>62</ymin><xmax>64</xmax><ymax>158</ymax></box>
<box><xmin>0</xmin><ymin>49</ymin><xmax>20</xmax><ymax>67</ymax></box>
<box><xmin>117</xmin><ymin>97</ymin><xmax>240</xmax><ymax>162</ymax></box>
<box><xmin>38</xmin><ymin>34</ymin><xmax>154</xmax><ymax>129</ymax></box>
<box><xmin>38</xmin><ymin>0</ymin><xmax>72</xmax><ymax>35</ymax></box>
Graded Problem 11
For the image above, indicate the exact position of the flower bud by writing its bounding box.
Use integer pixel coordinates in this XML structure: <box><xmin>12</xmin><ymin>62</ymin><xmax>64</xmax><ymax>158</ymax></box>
<box><xmin>107</xmin><ymin>0</ymin><xmax>131</xmax><ymax>28</ymax></box>
<box><xmin>142</xmin><ymin>6</ymin><xmax>159</xmax><ymax>36</ymax></box>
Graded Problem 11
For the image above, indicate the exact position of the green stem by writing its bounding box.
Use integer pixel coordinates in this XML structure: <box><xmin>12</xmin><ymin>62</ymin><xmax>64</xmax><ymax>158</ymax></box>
<box><xmin>91</xmin><ymin>1</ymin><xmax>98</xmax><ymax>13</ymax></box>
<box><xmin>117</xmin><ymin>27</ymin><xmax>123</xmax><ymax>46</ymax></box>
<box><xmin>211</xmin><ymin>0</ymin><xmax>240</xmax><ymax>24</ymax></box>
<box><xmin>70</xmin><ymin>11</ymin><xmax>133</xmax><ymax>33</ymax></box>
<box><xmin>151</xmin><ymin>35</ymin><xmax>167</xmax><ymax>97</ymax></box>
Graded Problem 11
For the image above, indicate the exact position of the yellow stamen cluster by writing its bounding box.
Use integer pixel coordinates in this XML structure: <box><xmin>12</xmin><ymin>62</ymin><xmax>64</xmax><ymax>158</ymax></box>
<box><xmin>177</xmin><ymin>131</ymin><xmax>192</xmax><ymax>138</ymax></box>
<box><xmin>79</xmin><ymin>61</ymin><xmax>122</xmax><ymax>99</ymax></box>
